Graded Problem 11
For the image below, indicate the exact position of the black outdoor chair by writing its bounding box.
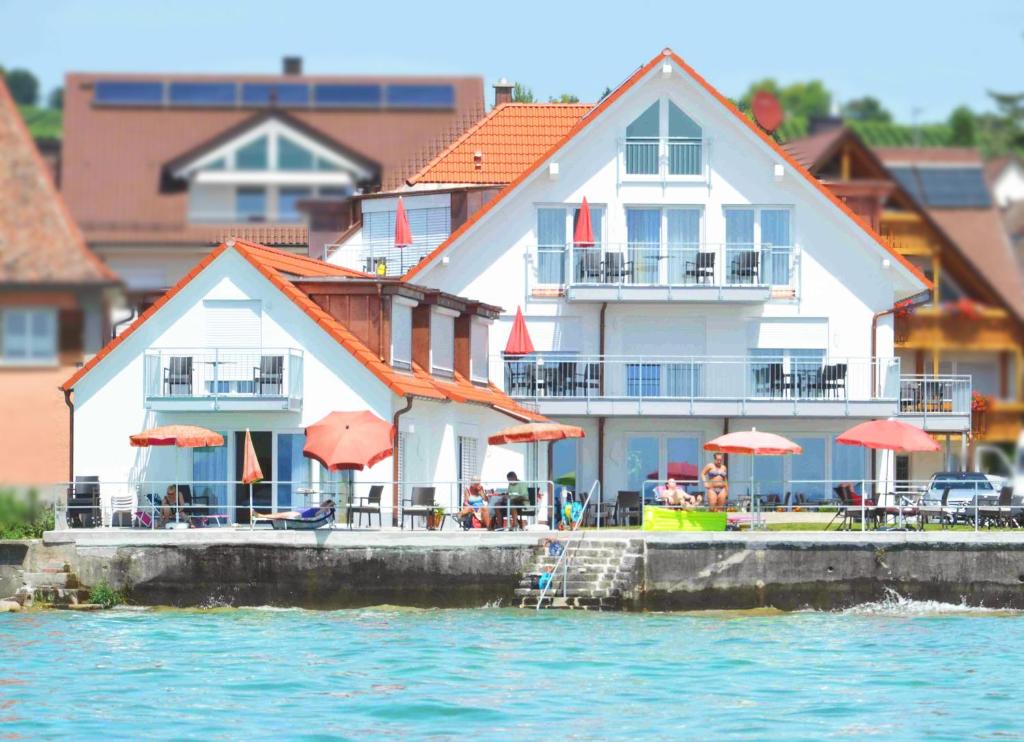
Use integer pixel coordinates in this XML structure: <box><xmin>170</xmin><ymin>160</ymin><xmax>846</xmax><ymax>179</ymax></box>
<box><xmin>511</xmin><ymin>487</ymin><xmax>539</xmax><ymax>528</ymax></box>
<box><xmin>823</xmin><ymin>363</ymin><xmax>848</xmax><ymax>399</ymax></box>
<box><xmin>729</xmin><ymin>250</ymin><xmax>759</xmax><ymax>284</ymax></box>
<box><xmin>613</xmin><ymin>490</ymin><xmax>643</xmax><ymax>526</ymax></box>
<box><xmin>603</xmin><ymin>251</ymin><xmax>630</xmax><ymax>284</ymax></box>
<box><xmin>573</xmin><ymin>362</ymin><xmax>600</xmax><ymax>397</ymax></box>
<box><xmin>253</xmin><ymin>355</ymin><xmax>284</xmax><ymax>396</ymax></box>
<box><xmin>163</xmin><ymin>356</ymin><xmax>193</xmax><ymax>396</ymax></box>
<box><xmin>402</xmin><ymin>486</ymin><xmax>436</xmax><ymax>530</ymax></box>
<box><xmin>505</xmin><ymin>361</ymin><xmax>533</xmax><ymax>396</ymax></box>
<box><xmin>348</xmin><ymin>484</ymin><xmax>384</xmax><ymax>528</ymax></box>
<box><xmin>768</xmin><ymin>362</ymin><xmax>789</xmax><ymax>397</ymax></box>
<box><xmin>917</xmin><ymin>488</ymin><xmax>952</xmax><ymax>530</ymax></box>
<box><xmin>979</xmin><ymin>486</ymin><xmax>1015</xmax><ymax>528</ymax></box>
<box><xmin>684</xmin><ymin>252</ymin><xmax>715</xmax><ymax>284</ymax></box>
<box><xmin>577</xmin><ymin>250</ymin><xmax>603</xmax><ymax>283</ymax></box>
<box><xmin>67</xmin><ymin>476</ymin><xmax>101</xmax><ymax>528</ymax></box>
<box><xmin>828</xmin><ymin>486</ymin><xmax>876</xmax><ymax>531</ymax></box>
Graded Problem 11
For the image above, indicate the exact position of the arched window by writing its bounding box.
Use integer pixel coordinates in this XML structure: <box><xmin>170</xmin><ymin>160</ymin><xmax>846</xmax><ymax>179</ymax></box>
<box><xmin>624</xmin><ymin>99</ymin><xmax>703</xmax><ymax>177</ymax></box>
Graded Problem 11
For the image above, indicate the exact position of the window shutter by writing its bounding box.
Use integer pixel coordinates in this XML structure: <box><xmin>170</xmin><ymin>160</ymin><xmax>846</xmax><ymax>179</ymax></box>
<box><xmin>458</xmin><ymin>436</ymin><xmax>478</xmax><ymax>484</ymax></box>
<box><xmin>204</xmin><ymin>300</ymin><xmax>261</xmax><ymax>347</ymax></box>
<box><xmin>391</xmin><ymin>303</ymin><xmax>412</xmax><ymax>368</ymax></box>
<box><xmin>430</xmin><ymin>311</ymin><xmax>455</xmax><ymax>374</ymax></box>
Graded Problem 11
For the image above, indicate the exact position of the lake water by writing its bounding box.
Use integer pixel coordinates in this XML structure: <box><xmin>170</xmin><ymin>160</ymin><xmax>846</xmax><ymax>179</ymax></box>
<box><xmin>2</xmin><ymin>596</ymin><xmax>1022</xmax><ymax>740</ymax></box>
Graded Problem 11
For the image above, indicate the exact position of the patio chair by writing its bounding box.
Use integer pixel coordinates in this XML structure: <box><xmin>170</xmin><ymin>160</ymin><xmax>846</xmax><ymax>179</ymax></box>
<box><xmin>253</xmin><ymin>354</ymin><xmax>284</xmax><ymax>396</ymax></box>
<box><xmin>510</xmin><ymin>487</ymin><xmax>538</xmax><ymax>529</ymax></box>
<box><xmin>67</xmin><ymin>476</ymin><xmax>101</xmax><ymax>528</ymax></box>
<box><xmin>729</xmin><ymin>250</ymin><xmax>758</xmax><ymax>284</ymax></box>
<box><xmin>108</xmin><ymin>492</ymin><xmax>137</xmax><ymax>527</ymax></box>
<box><xmin>612</xmin><ymin>490</ymin><xmax>643</xmax><ymax>526</ymax></box>
<box><xmin>603</xmin><ymin>251</ymin><xmax>630</xmax><ymax>284</ymax></box>
<box><xmin>823</xmin><ymin>364</ymin><xmax>847</xmax><ymax>399</ymax></box>
<box><xmin>917</xmin><ymin>488</ymin><xmax>952</xmax><ymax>529</ymax></box>
<box><xmin>348</xmin><ymin>485</ymin><xmax>383</xmax><ymax>528</ymax></box>
<box><xmin>827</xmin><ymin>486</ymin><xmax>876</xmax><ymax>530</ymax></box>
<box><xmin>402</xmin><ymin>486</ymin><xmax>436</xmax><ymax>530</ymax></box>
<box><xmin>684</xmin><ymin>252</ymin><xmax>715</xmax><ymax>285</ymax></box>
<box><xmin>163</xmin><ymin>356</ymin><xmax>193</xmax><ymax>396</ymax></box>
<box><xmin>768</xmin><ymin>362</ymin><xmax>789</xmax><ymax>397</ymax></box>
<box><xmin>577</xmin><ymin>250</ymin><xmax>603</xmax><ymax>283</ymax></box>
<box><xmin>978</xmin><ymin>486</ymin><xmax>1015</xmax><ymax>528</ymax></box>
<box><xmin>505</xmin><ymin>362</ymin><xmax>532</xmax><ymax>396</ymax></box>
<box><xmin>573</xmin><ymin>362</ymin><xmax>600</xmax><ymax>397</ymax></box>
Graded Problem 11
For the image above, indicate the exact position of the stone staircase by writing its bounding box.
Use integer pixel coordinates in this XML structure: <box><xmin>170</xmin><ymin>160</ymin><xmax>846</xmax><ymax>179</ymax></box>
<box><xmin>516</xmin><ymin>536</ymin><xmax>644</xmax><ymax>610</ymax></box>
<box><xmin>16</xmin><ymin>562</ymin><xmax>93</xmax><ymax>609</ymax></box>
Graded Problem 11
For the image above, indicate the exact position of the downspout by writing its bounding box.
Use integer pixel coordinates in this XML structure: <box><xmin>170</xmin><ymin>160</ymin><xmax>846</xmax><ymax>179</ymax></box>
<box><xmin>391</xmin><ymin>395</ymin><xmax>414</xmax><ymax>526</ymax></box>
<box><xmin>63</xmin><ymin>389</ymin><xmax>74</xmax><ymax>484</ymax></box>
<box><xmin>377</xmin><ymin>284</ymin><xmax>386</xmax><ymax>362</ymax></box>
<box><xmin>598</xmin><ymin>301</ymin><xmax>607</xmax><ymax>488</ymax></box>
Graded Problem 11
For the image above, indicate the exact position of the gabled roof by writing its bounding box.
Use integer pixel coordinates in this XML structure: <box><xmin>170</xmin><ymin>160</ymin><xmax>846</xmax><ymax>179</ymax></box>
<box><xmin>408</xmin><ymin>103</ymin><xmax>591</xmax><ymax>185</ymax></box>
<box><xmin>401</xmin><ymin>48</ymin><xmax>931</xmax><ymax>291</ymax></box>
<box><xmin>162</xmin><ymin>108</ymin><xmax>380</xmax><ymax>184</ymax></box>
<box><xmin>782</xmin><ymin>125</ymin><xmax>848</xmax><ymax>171</ymax></box>
<box><xmin>60</xmin><ymin>239</ymin><xmax>544</xmax><ymax>420</ymax></box>
<box><xmin>0</xmin><ymin>78</ymin><xmax>117</xmax><ymax>285</ymax></box>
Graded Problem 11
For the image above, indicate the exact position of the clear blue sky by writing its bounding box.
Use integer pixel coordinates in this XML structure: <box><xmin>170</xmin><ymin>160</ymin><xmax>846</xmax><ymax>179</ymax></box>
<box><xmin>3</xmin><ymin>0</ymin><xmax>1022</xmax><ymax>121</ymax></box>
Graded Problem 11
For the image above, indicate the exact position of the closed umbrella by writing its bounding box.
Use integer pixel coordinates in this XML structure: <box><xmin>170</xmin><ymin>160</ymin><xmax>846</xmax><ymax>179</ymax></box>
<box><xmin>130</xmin><ymin>425</ymin><xmax>224</xmax><ymax>524</ymax></box>
<box><xmin>504</xmin><ymin>306</ymin><xmax>535</xmax><ymax>356</ymax></box>
<box><xmin>573</xmin><ymin>197</ymin><xmax>595</xmax><ymax>247</ymax></box>
<box><xmin>704</xmin><ymin>429</ymin><xmax>802</xmax><ymax>527</ymax></box>
<box><xmin>241</xmin><ymin>428</ymin><xmax>264</xmax><ymax>516</ymax></box>
<box><xmin>395</xmin><ymin>196</ymin><xmax>412</xmax><ymax>274</ymax></box>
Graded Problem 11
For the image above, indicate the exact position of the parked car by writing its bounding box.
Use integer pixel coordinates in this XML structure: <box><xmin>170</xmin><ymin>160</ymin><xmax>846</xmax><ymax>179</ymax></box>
<box><xmin>923</xmin><ymin>472</ymin><xmax>996</xmax><ymax>515</ymax></box>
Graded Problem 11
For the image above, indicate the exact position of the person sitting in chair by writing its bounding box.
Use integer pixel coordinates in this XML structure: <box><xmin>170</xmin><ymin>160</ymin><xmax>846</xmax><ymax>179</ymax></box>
<box><xmin>251</xmin><ymin>500</ymin><xmax>335</xmax><ymax>521</ymax></box>
<box><xmin>658</xmin><ymin>478</ymin><xmax>699</xmax><ymax>509</ymax></box>
<box><xmin>457</xmin><ymin>478</ymin><xmax>490</xmax><ymax>529</ymax></box>
<box><xmin>159</xmin><ymin>485</ymin><xmax>187</xmax><ymax>527</ymax></box>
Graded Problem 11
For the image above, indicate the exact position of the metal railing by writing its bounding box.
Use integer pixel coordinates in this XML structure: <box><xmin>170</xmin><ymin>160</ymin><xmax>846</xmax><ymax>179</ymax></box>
<box><xmin>624</xmin><ymin>138</ymin><xmax>702</xmax><ymax>176</ymax></box>
<box><xmin>536</xmin><ymin>242</ymin><xmax>798</xmax><ymax>290</ymax></box>
<box><xmin>899</xmin><ymin>375</ymin><xmax>972</xmax><ymax>417</ymax></box>
<box><xmin>143</xmin><ymin>348</ymin><xmax>303</xmax><ymax>409</ymax></box>
<box><xmin>324</xmin><ymin>243</ymin><xmax>439</xmax><ymax>277</ymax></box>
<box><xmin>536</xmin><ymin>480</ymin><xmax>601</xmax><ymax>609</ymax></box>
<box><xmin>502</xmin><ymin>355</ymin><xmax>902</xmax><ymax>404</ymax></box>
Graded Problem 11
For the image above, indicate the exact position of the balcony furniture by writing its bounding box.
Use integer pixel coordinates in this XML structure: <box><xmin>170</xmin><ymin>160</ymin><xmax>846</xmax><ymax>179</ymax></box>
<box><xmin>67</xmin><ymin>476</ymin><xmax>101</xmax><ymax>528</ymax></box>
<box><xmin>573</xmin><ymin>362</ymin><xmax>600</xmax><ymax>397</ymax></box>
<box><xmin>402</xmin><ymin>486</ymin><xmax>437</xmax><ymax>530</ymax></box>
<box><xmin>823</xmin><ymin>363</ymin><xmax>847</xmax><ymax>399</ymax></box>
<box><xmin>253</xmin><ymin>354</ymin><xmax>284</xmax><ymax>396</ymax></box>
<box><xmin>577</xmin><ymin>250</ymin><xmax>603</xmax><ymax>283</ymax></box>
<box><xmin>603</xmin><ymin>251</ymin><xmax>631</xmax><ymax>284</ymax></box>
<box><xmin>347</xmin><ymin>485</ymin><xmax>384</xmax><ymax>528</ymax></box>
<box><xmin>363</xmin><ymin>257</ymin><xmax>387</xmax><ymax>275</ymax></box>
<box><xmin>108</xmin><ymin>492</ymin><xmax>137</xmax><ymax>527</ymax></box>
<box><xmin>612</xmin><ymin>490</ymin><xmax>643</xmax><ymax>526</ymax></box>
<box><xmin>684</xmin><ymin>252</ymin><xmax>715</xmax><ymax>285</ymax></box>
<box><xmin>917</xmin><ymin>488</ymin><xmax>953</xmax><ymax>529</ymax></box>
<box><xmin>828</xmin><ymin>486</ymin><xmax>877</xmax><ymax>531</ymax></box>
<box><xmin>505</xmin><ymin>361</ymin><xmax>535</xmax><ymax>397</ymax></box>
<box><xmin>767</xmin><ymin>363</ymin><xmax>790</xmax><ymax>397</ymax></box>
<box><xmin>163</xmin><ymin>356</ymin><xmax>193</xmax><ymax>397</ymax></box>
<box><xmin>978</xmin><ymin>487</ymin><xmax>1015</xmax><ymax>528</ymax></box>
<box><xmin>729</xmin><ymin>250</ymin><xmax>759</xmax><ymax>284</ymax></box>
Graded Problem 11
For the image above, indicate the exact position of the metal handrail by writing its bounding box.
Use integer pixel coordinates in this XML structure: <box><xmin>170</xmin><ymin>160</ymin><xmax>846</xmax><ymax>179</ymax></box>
<box><xmin>536</xmin><ymin>479</ymin><xmax>600</xmax><ymax>610</ymax></box>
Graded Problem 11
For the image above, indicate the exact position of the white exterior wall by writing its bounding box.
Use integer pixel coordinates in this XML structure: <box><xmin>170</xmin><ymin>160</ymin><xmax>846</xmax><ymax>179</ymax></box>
<box><xmin>993</xmin><ymin>160</ymin><xmax>1024</xmax><ymax>208</ymax></box>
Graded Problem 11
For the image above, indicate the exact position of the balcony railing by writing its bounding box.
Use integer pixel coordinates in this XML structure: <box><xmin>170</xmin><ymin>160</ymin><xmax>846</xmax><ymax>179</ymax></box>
<box><xmin>899</xmin><ymin>375</ymin><xmax>972</xmax><ymax>417</ymax></box>
<box><xmin>535</xmin><ymin>242</ymin><xmax>799</xmax><ymax>292</ymax></box>
<box><xmin>624</xmin><ymin>138</ymin><xmax>702</xmax><ymax>177</ymax></box>
<box><xmin>502</xmin><ymin>355</ymin><xmax>898</xmax><ymax>403</ymax></box>
<box><xmin>324</xmin><ymin>243</ymin><xmax>437</xmax><ymax>277</ymax></box>
<box><xmin>143</xmin><ymin>348</ymin><xmax>303</xmax><ymax>410</ymax></box>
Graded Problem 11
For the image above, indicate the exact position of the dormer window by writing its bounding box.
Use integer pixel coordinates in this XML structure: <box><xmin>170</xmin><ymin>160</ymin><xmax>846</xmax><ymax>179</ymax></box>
<box><xmin>625</xmin><ymin>98</ymin><xmax>703</xmax><ymax>178</ymax></box>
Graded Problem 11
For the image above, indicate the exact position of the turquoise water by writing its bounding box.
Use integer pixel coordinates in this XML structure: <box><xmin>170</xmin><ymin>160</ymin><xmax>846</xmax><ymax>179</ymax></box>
<box><xmin>2</xmin><ymin>599</ymin><xmax>1023</xmax><ymax>740</ymax></box>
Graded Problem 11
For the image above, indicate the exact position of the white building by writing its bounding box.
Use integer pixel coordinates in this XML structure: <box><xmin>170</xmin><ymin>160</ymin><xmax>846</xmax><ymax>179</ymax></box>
<box><xmin>332</xmin><ymin>49</ymin><xmax>971</xmax><ymax>502</ymax></box>
<box><xmin>60</xmin><ymin>239</ymin><xmax>546</xmax><ymax>524</ymax></box>
<box><xmin>988</xmin><ymin>155</ymin><xmax>1024</xmax><ymax>209</ymax></box>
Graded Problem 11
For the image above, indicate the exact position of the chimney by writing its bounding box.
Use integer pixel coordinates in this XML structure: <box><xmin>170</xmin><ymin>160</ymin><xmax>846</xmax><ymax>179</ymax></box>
<box><xmin>493</xmin><ymin>77</ymin><xmax>513</xmax><ymax>107</ymax></box>
<box><xmin>283</xmin><ymin>56</ymin><xmax>303</xmax><ymax>76</ymax></box>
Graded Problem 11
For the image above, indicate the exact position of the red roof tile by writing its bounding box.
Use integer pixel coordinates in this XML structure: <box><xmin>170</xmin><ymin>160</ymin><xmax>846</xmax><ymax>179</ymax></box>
<box><xmin>402</xmin><ymin>49</ymin><xmax>931</xmax><ymax>293</ymax></box>
<box><xmin>0</xmin><ymin>78</ymin><xmax>116</xmax><ymax>285</ymax></box>
<box><xmin>781</xmin><ymin>126</ymin><xmax>847</xmax><ymax>171</ymax></box>
<box><xmin>408</xmin><ymin>103</ymin><xmax>591</xmax><ymax>185</ymax></box>
<box><xmin>874</xmin><ymin>147</ymin><xmax>981</xmax><ymax>165</ymax></box>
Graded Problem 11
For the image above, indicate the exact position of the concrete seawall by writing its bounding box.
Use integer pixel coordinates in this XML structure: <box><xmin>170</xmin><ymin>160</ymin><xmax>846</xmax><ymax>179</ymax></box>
<box><xmin>9</xmin><ymin>530</ymin><xmax>1024</xmax><ymax>610</ymax></box>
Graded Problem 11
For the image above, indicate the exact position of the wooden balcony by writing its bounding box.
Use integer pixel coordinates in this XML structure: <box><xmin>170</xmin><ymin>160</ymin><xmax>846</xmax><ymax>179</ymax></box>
<box><xmin>896</xmin><ymin>307</ymin><xmax>1019</xmax><ymax>351</ymax></box>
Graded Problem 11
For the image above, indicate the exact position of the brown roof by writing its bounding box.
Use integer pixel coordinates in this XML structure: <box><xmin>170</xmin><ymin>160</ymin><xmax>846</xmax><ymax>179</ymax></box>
<box><xmin>408</xmin><ymin>103</ymin><xmax>592</xmax><ymax>185</ymax></box>
<box><xmin>62</xmin><ymin>73</ymin><xmax>485</xmax><ymax>246</ymax></box>
<box><xmin>0</xmin><ymin>79</ymin><xmax>116</xmax><ymax>285</ymax></box>
<box><xmin>874</xmin><ymin>147</ymin><xmax>982</xmax><ymax>165</ymax></box>
<box><xmin>781</xmin><ymin>126</ymin><xmax>846</xmax><ymax>171</ymax></box>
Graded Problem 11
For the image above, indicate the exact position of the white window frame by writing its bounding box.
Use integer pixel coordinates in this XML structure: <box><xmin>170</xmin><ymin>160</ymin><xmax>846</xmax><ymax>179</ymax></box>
<box><xmin>723</xmin><ymin>205</ymin><xmax>796</xmax><ymax>288</ymax></box>
<box><xmin>534</xmin><ymin>202</ymin><xmax>606</xmax><ymax>287</ymax></box>
<box><xmin>620</xmin><ymin>95</ymin><xmax>707</xmax><ymax>183</ymax></box>
<box><xmin>1</xmin><ymin>307</ymin><xmax>58</xmax><ymax>365</ymax></box>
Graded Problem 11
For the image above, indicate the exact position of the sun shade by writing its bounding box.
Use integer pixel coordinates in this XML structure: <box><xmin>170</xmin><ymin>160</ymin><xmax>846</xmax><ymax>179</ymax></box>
<box><xmin>394</xmin><ymin>196</ymin><xmax>412</xmax><ymax>247</ymax></box>
<box><xmin>573</xmin><ymin>196</ymin><xmax>595</xmax><ymax>247</ymax></box>
<box><xmin>304</xmin><ymin>410</ymin><xmax>395</xmax><ymax>471</ymax></box>
<box><xmin>836</xmin><ymin>419</ymin><xmax>940</xmax><ymax>453</ymax></box>
<box><xmin>703</xmin><ymin>430</ymin><xmax>803</xmax><ymax>456</ymax></box>
<box><xmin>504</xmin><ymin>306</ymin><xmax>535</xmax><ymax>356</ymax></box>
<box><xmin>488</xmin><ymin>422</ymin><xmax>585</xmax><ymax>445</ymax></box>
<box><xmin>129</xmin><ymin>425</ymin><xmax>224</xmax><ymax>448</ymax></box>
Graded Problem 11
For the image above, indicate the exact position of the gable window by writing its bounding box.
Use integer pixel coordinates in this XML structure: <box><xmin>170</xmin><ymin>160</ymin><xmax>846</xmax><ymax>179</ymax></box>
<box><xmin>2</xmin><ymin>308</ymin><xmax>57</xmax><ymax>364</ymax></box>
<box><xmin>236</xmin><ymin>187</ymin><xmax>267</xmax><ymax>222</ymax></box>
<box><xmin>430</xmin><ymin>309</ymin><xmax>456</xmax><ymax>377</ymax></box>
<box><xmin>625</xmin><ymin>99</ymin><xmax>703</xmax><ymax>177</ymax></box>
<box><xmin>724</xmin><ymin>207</ymin><xmax>792</xmax><ymax>285</ymax></box>
<box><xmin>278</xmin><ymin>136</ymin><xmax>314</xmax><ymax>170</ymax></box>
<box><xmin>236</xmin><ymin>136</ymin><xmax>268</xmax><ymax>170</ymax></box>
<box><xmin>536</xmin><ymin>204</ymin><xmax>605</xmax><ymax>285</ymax></box>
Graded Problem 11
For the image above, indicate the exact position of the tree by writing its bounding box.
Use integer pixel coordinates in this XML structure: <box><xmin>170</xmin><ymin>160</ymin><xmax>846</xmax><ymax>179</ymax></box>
<box><xmin>738</xmin><ymin>78</ymin><xmax>782</xmax><ymax>112</ymax></box>
<box><xmin>986</xmin><ymin>90</ymin><xmax>1024</xmax><ymax>152</ymax></box>
<box><xmin>48</xmin><ymin>86</ymin><xmax>63</xmax><ymax>110</ymax></box>
<box><xmin>948</xmin><ymin>105</ymin><xmax>976</xmax><ymax>146</ymax></box>
<box><xmin>840</xmin><ymin>96</ymin><xmax>892</xmax><ymax>123</ymax></box>
<box><xmin>738</xmin><ymin>78</ymin><xmax>831</xmax><ymax>120</ymax></box>
<box><xmin>548</xmin><ymin>93</ymin><xmax>580</xmax><ymax>103</ymax></box>
<box><xmin>3</xmin><ymin>68</ymin><xmax>39</xmax><ymax>106</ymax></box>
<box><xmin>599</xmin><ymin>86</ymin><xmax>612</xmax><ymax>101</ymax></box>
<box><xmin>511</xmin><ymin>82</ymin><xmax>535</xmax><ymax>103</ymax></box>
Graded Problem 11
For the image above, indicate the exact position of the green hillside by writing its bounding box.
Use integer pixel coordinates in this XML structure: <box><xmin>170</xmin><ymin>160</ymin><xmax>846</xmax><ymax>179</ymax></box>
<box><xmin>18</xmin><ymin>105</ymin><xmax>62</xmax><ymax>139</ymax></box>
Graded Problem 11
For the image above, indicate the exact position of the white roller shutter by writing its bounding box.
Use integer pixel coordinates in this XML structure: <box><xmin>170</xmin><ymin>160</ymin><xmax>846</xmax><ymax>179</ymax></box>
<box><xmin>204</xmin><ymin>300</ymin><xmax>261</xmax><ymax>347</ymax></box>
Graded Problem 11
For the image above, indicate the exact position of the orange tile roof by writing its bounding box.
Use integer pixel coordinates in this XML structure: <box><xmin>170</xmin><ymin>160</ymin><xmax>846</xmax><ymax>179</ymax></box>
<box><xmin>408</xmin><ymin>103</ymin><xmax>592</xmax><ymax>185</ymax></box>
<box><xmin>62</xmin><ymin>240</ymin><xmax>546</xmax><ymax>421</ymax></box>
<box><xmin>402</xmin><ymin>48</ymin><xmax>932</xmax><ymax>294</ymax></box>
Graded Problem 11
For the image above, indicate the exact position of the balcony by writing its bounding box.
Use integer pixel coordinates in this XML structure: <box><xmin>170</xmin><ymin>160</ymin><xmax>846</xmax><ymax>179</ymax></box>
<box><xmin>533</xmin><ymin>243</ymin><xmax>799</xmax><ymax>302</ymax></box>
<box><xmin>503</xmin><ymin>355</ymin><xmax>902</xmax><ymax>418</ymax></box>
<box><xmin>143</xmin><ymin>348</ymin><xmax>303</xmax><ymax>411</ymax></box>
<box><xmin>897</xmin><ymin>374</ymin><xmax>973</xmax><ymax>433</ymax></box>
<box><xmin>325</xmin><ymin>243</ymin><xmax>437</xmax><ymax>277</ymax></box>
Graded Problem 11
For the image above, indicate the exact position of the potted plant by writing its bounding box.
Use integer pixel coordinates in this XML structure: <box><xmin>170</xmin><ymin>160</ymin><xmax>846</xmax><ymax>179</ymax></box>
<box><xmin>427</xmin><ymin>506</ymin><xmax>446</xmax><ymax>530</ymax></box>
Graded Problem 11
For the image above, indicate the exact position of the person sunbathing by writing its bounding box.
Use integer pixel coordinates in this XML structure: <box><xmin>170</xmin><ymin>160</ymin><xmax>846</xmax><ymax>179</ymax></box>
<box><xmin>251</xmin><ymin>500</ymin><xmax>335</xmax><ymax>521</ymax></box>
<box><xmin>658</xmin><ymin>479</ymin><xmax>699</xmax><ymax>508</ymax></box>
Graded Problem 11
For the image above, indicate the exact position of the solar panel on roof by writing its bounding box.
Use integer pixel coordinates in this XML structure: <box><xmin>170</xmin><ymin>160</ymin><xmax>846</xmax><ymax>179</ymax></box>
<box><xmin>888</xmin><ymin>166</ymin><xmax>924</xmax><ymax>203</ymax></box>
<box><xmin>314</xmin><ymin>84</ymin><xmax>381</xmax><ymax>107</ymax></box>
<box><xmin>93</xmin><ymin>81</ymin><xmax>164</xmax><ymax>105</ymax></box>
<box><xmin>168</xmin><ymin>82</ymin><xmax>237</xmax><ymax>106</ymax></box>
<box><xmin>386</xmin><ymin>84</ymin><xmax>455</xmax><ymax>109</ymax></box>
<box><xmin>241</xmin><ymin>83</ymin><xmax>310</xmax><ymax>107</ymax></box>
<box><xmin>917</xmin><ymin>167</ymin><xmax>991</xmax><ymax>208</ymax></box>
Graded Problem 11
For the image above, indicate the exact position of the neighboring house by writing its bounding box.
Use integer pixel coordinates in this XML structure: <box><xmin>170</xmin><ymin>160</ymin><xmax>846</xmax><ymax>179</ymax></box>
<box><xmin>328</xmin><ymin>89</ymin><xmax>589</xmax><ymax>275</ymax></box>
<box><xmin>0</xmin><ymin>79</ymin><xmax>119</xmax><ymax>485</ymax></box>
<box><xmin>987</xmin><ymin>155</ymin><xmax>1024</xmax><ymax>209</ymax></box>
<box><xmin>391</xmin><ymin>48</ymin><xmax>963</xmax><ymax>500</ymax></box>
<box><xmin>784</xmin><ymin>126</ymin><xmax>1024</xmax><ymax>476</ymax></box>
<box><xmin>60</xmin><ymin>58</ymin><xmax>485</xmax><ymax>313</ymax></box>
<box><xmin>59</xmin><ymin>240</ymin><xmax>543</xmax><ymax>524</ymax></box>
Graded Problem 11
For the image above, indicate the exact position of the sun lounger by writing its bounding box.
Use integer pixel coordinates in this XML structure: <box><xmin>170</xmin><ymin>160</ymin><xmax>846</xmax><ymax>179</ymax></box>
<box><xmin>268</xmin><ymin>509</ymin><xmax>336</xmax><ymax>530</ymax></box>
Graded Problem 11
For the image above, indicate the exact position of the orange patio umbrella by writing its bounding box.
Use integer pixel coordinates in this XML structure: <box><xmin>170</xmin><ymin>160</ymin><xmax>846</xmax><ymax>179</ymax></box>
<box><xmin>304</xmin><ymin>410</ymin><xmax>395</xmax><ymax>471</ymax></box>
<box><xmin>504</xmin><ymin>306</ymin><xmax>535</xmax><ymax>356</ymax></box>
<box><xmin>395</xmin><ymin>196</ymin><xmax>412</xmax><ymax>273</ymax></box>
<box><xmin>488</xmin><ymin>422</ymin><xmax>585</xmax><ymax>445</ymax></box>
<box><xmin>836</xmin><ymin>419</ymin><xmax>940</xmax><ymax>453</ymax></box>
<box><xmin>130</xmin><ymin>425</ymin><xmax>224</xmax><ymax>523</ymax></box>
<box><xmin>704</xmin><ymin>429</ymin><xmax>802</xmax><ymax>527</ymax></box>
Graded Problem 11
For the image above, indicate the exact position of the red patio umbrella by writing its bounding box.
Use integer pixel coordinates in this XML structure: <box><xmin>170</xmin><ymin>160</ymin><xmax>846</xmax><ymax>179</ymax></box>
<box><xmin>504</xmin><ymin>306</ymin><xmax>535</xmax><ymax>356</ymax></box>
<box><xmin>836</xmin><ymin>419</ymin><xmax>940</xmax><ymax>453</ymax></box>
<box><xmin>304</xmin><ymin>410</ymin><xmax>395</xmax><ymax>471</ymax></box>
<box><xmin>395</xmin><ymin>197</ymin><xmax>412</xmax><ymax>273</ymax></box>
<box><xmin>488</xmin><ymin>422</ymin><xmax>585</xmax><ymax>445</ymax></box>
<box><xmin>648</xmin><ymin>462</ymin><xmax>699</xmax><ymax>481</ymax></box>
<box><xmin>704</xmin><ymin>429</ymin><xmax>802</xmax><ymax>525</ymax></box>
<box><xmin>573</xmin><ymin>197</ymin><xmax>595</xmax><ymax>247</ymax></box>
<box><xmin>130</xmin><ymin>425</ymin><xmax>224</xmax><ymax>524</ymax></box>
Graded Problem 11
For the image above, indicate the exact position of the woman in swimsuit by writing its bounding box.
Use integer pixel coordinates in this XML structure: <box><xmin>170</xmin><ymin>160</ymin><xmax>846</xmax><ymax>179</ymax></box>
<box><xmin>458</xmin><ymin>478</ymin><xmax>490</xmax><ymax>528</ymax></box>
<box><xmin>701</xmin><ymin>454</ymin><xmax>729</xmax><ymax>511</ymax></box>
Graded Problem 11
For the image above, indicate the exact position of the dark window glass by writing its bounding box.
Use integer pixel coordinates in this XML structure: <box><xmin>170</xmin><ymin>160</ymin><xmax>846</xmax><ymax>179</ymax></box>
<box><xmin>241</xmin><ymin>83</ymin><xmax>310</xmax><ymax>106</ymax></box>
<box><xmin>386</xmin><ymin>84</ymin><xmax>455</xmax><ymax>108</ymax></box>
<box><xmin>168</xmin><ymin>82</ymin><xmax>237</xmax><ymax>106</ymax></box>
<box><xmin>278</xmin><ymin>137</ymin><xmax>314</xmax><ymax>170</ymax></box>
<box><xmin>236</xmin><ymin>136</ymin><xmax>268</xmax><ymax>170</ymax></box>
<box><xmin>93</xmin><ymin>81</ymin><xmax>163</xmax><ymax>105</ymax></box>
<box><xmin>278</xmin><ymin>187</ymin><xmax>311</xmax><ymax>222</ymax></box>
<box><xmin>314</xmin><ymin>84</ymin><xmax>381</xmax><ymax>107</ymax></box>
<box><xmin>236</xmin><ymin>187</ymin><xmax>266</xmax><ymax>222</ymax></box>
